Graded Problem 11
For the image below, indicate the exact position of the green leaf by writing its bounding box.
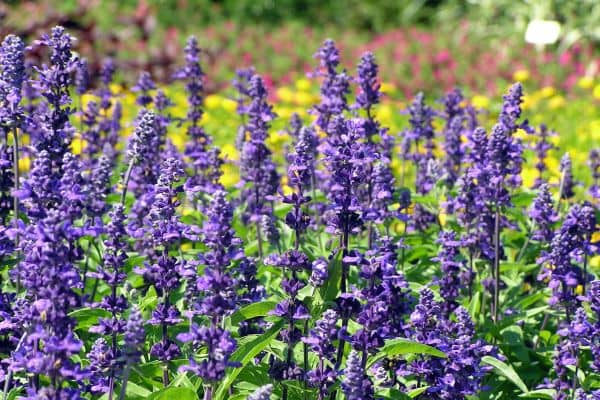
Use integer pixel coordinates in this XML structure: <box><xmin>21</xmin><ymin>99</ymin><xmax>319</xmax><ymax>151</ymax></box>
<box><xmin>214</xmin><ymin>320</ymin><xmax>285</xmax><ymax>400</ymax></box>
<box><xmin>122</xmin><ymin>381</ymin><xmax>152</xmax><ymax>399</ymax></box>
<box><xmin>368</xmin><ymin>338</ymin><xmax>446</xmax><ymax>368</ymax></box>
<box><xmin>376</xmin><ymin>388</ymin><xmax>411</xmax><ymax>399</ymax></box>
<box><xmin>230</xmin><ymin>301</ymin><xmax>276</xmax><ymax>326</ymax></box>
<box><xmin>519</xmin><ymin>389</ymin><xmax>555</xmax><ymax>399</ymax></box>
<box><xmin>482</xmin><ymin>356</ymin><xmax>528</xmax><ymax>393</ymax></box>
<box><xmin>408</xmin><ymin>386</ymin><xmax>429</xmax><ymax>398</ymax></box>
<box><xmin>69</xmin><ymin>307</ymin><xmax>110</xmax><ymax>331</ymax></box>
<box><xmin>319</xmin><ymin>250</ymin><xmax>342</xmax><ymax>303</ymax></box>
<box><xmin>147</xmin><ymin>387</ymin><xmax>198</xmax><ymax>400</ymax></box>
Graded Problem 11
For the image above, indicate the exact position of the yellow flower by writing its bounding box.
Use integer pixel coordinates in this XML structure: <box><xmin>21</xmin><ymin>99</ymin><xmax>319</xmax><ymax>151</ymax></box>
<box><xmin>545</xmin><ymin>156</ymin><xmax>559</xmax><ymax>173</ymax></box>
<box><xmin>168</xmin><ymin>133</ymin><xmax>186</xmax><ymax>151</ymax></box>
<box><xmin>590</xmin><ymin>255</ymin><xmax>600</xmax><ymax>268</ymax></box>
<box><xmin>18</xmin><ymin>156</ymin><xmax>30</xmax><ymax>173</ymax></box>
<box><xmin>376</xmin><ymin>104</ymin><xmax>393</xmax><ymax>123</ymax></box>
<box><xmin>219</xmin><ymin>164</ymin><xmax>239</xmax><ymax>187</ymax></box>
<box><xmin>575</xmin><ymin>284</ymin><xmax>584</xmax><ymax>295</ymax></box>
<box><xmin>267</xmin><ymin>132</ymin><xmax>289</xmax><ymax>147</ymax></box>
<box><xmin>593</xmin><ymin>84</ymin><xmax>600</xmax><ymax>100</ymax></box>
<box><xmin>221</xmin><ymin>98</ymin><xmax>237</xmax><ymax>113</ymax></box>
<box><xmin>294</xmin><ymin>91</ymin><xmax>313</xmax><ymax>106</ymax></box>
<box><xmin>540</xmin><ymin>86</ymin><xmax>556</xmax><ymax>98</ymax></box>
<box><xmin>521</xmin><ymin>167</ymin><xmax>537</xmax><ymax>188</ymax></box>
<box><xmin>438</xmin><ymin>210</ymin><xmax>447</xmax><ymax>227</ymax></box>
<box><xmin>591</xmin><ymin>231</ymin><xmax>600</xmax><ymax>243</ymax></box>
<box><xmin>512</xmin><ymin>69</ymin><xmax>530</xmax><ymax>82</ymax></box>
<box><xmin>71</xmin><ymin>137</ymin><xmax>86</xmax><ymax>155</ymax></box>
<box><xmin>471</xmin><ymin>95</ymin><xmax>490</xmax><ymax>109</ymax></box>
<box><xmin>514</xmin><ymin>128</ymin><xmax>528</xmax><ymax>141</ymax></box>
<box><xmin>276</xmin><ymin>86</ymin><xmax>294</xmax><ymax>103</ymax></box>
<box><xmin>295</xmin><ymin>78</ymin><xmax>311</xmax><ymax>91</ymax></box>
<box><xmin>205</xmin><ymin>94</ymin><xmax>222</xmax><ymax>110</ymax></box>
<box><xmin>548</xmin><ymin>175</ymin><xmax>560</xmax><ymax>185</ymax></box>
<box><xmin>578</xmin><ymin>76</ymin><xmax>594</xmax><ymax>89</ymax></box>
<box><xmin>548</xmin><ymin>95</ymin><xmax>565</xmax><ymax>110</ymax></box>
<box><xmin>221</xmin><ymin>143</ymin><xmax>239</xmax><ymax>161</ymax></box>
<box><xmin>181</xmin><ymin>207</ymin><xmax>195</xmax><ymax>217</ymax></box>
<box><xmin>380</xmin><ymin>82</ymin><xmax>396</xmax><ymax>94</ymax></box>
<box><xmin>275</xmin><ymin>106</ymin><xmax>293</xmax><ymax>119</ymax></box>
<box><xmin>109</xmin><ymin>83</ymin><xmax>124</xmax><ymax>95</ymax></box>
<box><xmin>181</xmin><ymin>242</ymin><xmax>193</xmax><ymax>251</ymax></box>
<box><xmin>80</xmin><ymin>93</ymin><xmax>97</xmax><ymax>109</ymax></box>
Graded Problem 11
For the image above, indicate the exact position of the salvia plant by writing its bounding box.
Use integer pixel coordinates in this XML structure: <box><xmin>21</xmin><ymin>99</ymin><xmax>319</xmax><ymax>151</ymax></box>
<box><xmin>0</xmin><ymin>28</ymin><xmax>599</xmax><ymax>400</ymax></box>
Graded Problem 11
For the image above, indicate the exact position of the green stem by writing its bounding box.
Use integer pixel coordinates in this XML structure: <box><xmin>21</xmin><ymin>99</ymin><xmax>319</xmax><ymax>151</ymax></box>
<box><xmin>121</xmin><ymin>160</ymin><xmax>135</xmax><ymax>205</ymax></box>
<box><xmin>493</xmin><ymin>205</ymin><xmax>500</xmax><ymax>323</ymax></box>
<box><xmin>12</xmin><ymin>126</ymin><xmax>20</xmax><ymax>291</ymax></box>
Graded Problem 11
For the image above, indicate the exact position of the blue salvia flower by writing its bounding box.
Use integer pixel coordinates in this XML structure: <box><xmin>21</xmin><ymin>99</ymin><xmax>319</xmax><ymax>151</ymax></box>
<box><xmin>282</xmin><ymin>125</ymin><xmax>315</xmax><ymax>250</ymax></box>
<box><xmin>265</xmin><ymin>249</ymin><xmax>311</xmax><ymax>385</ymax></box>
<box><xmin>440</xmin><ymin>88</ymin><xmax>467</xmax><ymax>187</ymax></box>
<box><xmin>400</xmin><ymin>289</ymin><xmax>495</xmax><ymax>397</ymax></box>
<box><xmin>0</xmin><ymin>144</ymin><xmax>14</xmax><ymax>223</ymax></box>
<box><xmin>11</xmin><ymin>162</ymin><xmax>89</xmax><ymax>396</ymax></box>
<box><xmin>32</xmin><ymin>26</ymin><xmax>78</xmax><ymax>163</ymax></box>
<box><xmin>239</xmin><ymin>75</ymin><xmax>279</xmax><ymax>255</ymax></box>
<box><xmin>538</xmin><ymin>204</ymin><xmax>594</xmax><ymax>316</ymax></box>
<box><xmin>355</xmin><ymin>52</ymin><xmax>381</xmax><ymax>113</ymax></box>
<box><xmin>86</xmin><ymin>204</ymin><xmax>129</xmax><ymax>395</ymax></box>
<box><xmin>542</xmin><ymin>308</ymin><xmax>592</xmax><ymax>399</ymax></box>
<box><xmin>87</xmin><ymin>155</ymin><xmax>112</xmax><ymax>219</ymax></box>
<box><xmin>342</xmin><ymin>350</ymin><xmax>375</xmax><ymax>400</ymax></box>
<box><xmin>177</xmin><ymin>324</ymin><xmax>238</xmax><ymax>385</ymax></box>
<box><xmin>132</xmin><ymin>71</ymin><xmax>156</xmax><ymax>107</ymax></box>
<box><xmin>81</xmin><ymin>99</ymin><xmax>102</xmax><ymax>160</ymax></box>
<box><xmin>585</xmin><ymin>281</ymin><xmax>600</xmax><ymax>373</ymax></box>
<box><xmin>560</xmin><ymin>152</ymin><xmax>576</xmax><ymax>200</ymax></box>
<box><xmin>135</xmin><ymin>158</ymin><xmax>190</xmax><ymax>376</ymax></box>
<box><xmin>97</xmin><ymin>57</ymin><xmax>116</xmax><ymax>109</ymax></box>
<box><xmin>348</xmin><ymin>238</ymin><xmax>412</xmax><ymax>347</ymax></box>
<box><xmin>186</xmin><ymin>190</ymin><xmax>244</xmax><ymax>323</ymax></box>
<box><xmin>406</xmin><ymin>93</ymin><xmax>437</xmax><ymax>230</ymax></box>
<box><xmin>125</xmin><ymin>109</ymin><xmax>162</xmax><ymax>196</ymax></box>
<box><xmin>442</xmin><ymin>115</ymin><xmax>465</xmax><ymax>187</ymax></box>
<box><xmin>87</xmin><ymin>338</ymin><xmax>114</xmax><ymax>394</ymax></box>
<box><xmin>434</xmin><ymin>230</ymin><xmax>466</xmax><ymax>315</ymax></box>
<box><xmin>311</xmin><ymin>39</ymin><xmax>350</xmax><ymax>132</ymax></box>
<box><xmin>232</xmin><ymin>66</ymin><xmax>256</xmax><ymax>117</ymax></box>
<box><xmin>58</xmin><ymin>152</ymin><xmax>89</xmax><ymax>223</ymax></box>
<box><xmin>529</xmin><ymin>183</ymin><xmax>558</xmax><ymax>243</ymax></box>
<box><xmin>14</xmin><ymin>149</ymin><xmax>59</xmax><ymax>221</ymax></box>
<box><xmin>302</xmin><ymin>309</ymin><xmax>339</xmax><ymax>398</ymax></box>
<box><xmin>123</xmin><ymin>306</ymin><xmax>145</xmax><ymax>364</ymax></box>
<box><xmin>0</xmin><ymin>34</ymin><xmax>26</xmax><ymax>125</ymax></box>
<box><xmin>499</xmin><ymin>82</ymin><xmax>531</xmax><ymax>134</ymax></box>
<box><xmin>353</xmin><ymin>52</ymin><xmax>398</xmax><ymax>236</ymax></box>
<box><xmin>532</xmin><ymin>124</ymin><xmax>557</xmax><ymax>188</ymax></box>
<box><xmin>322</xmin><ymin>116</ymin><xmax>367</xmax><ymax>240</ymax></box>
<box><xmin>95</xmin><ymin>58</ymin><xmax>122</xmax><ymax>163</ymax></box>
<box><xmin>74</xmin><ymin>57</ymin><xmax>90</xmax><ymax>96</ymax></box>
<box><xmin>176</xmin><ymin>36</ymin><xmax>224</xmax><ymax>200</ymax></box>
<box><xmin>406</xmin><ymin>92</ymin><xmax>435</xmax><ymax>159</ymax></box>
<box><xmin>248</xmin><ymin>384</ymin><xmax>273</xmax><ymax>400</ymax></box>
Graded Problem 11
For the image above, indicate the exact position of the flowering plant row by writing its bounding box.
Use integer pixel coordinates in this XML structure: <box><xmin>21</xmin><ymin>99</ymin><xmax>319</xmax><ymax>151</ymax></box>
<box><xmin>0</xmin><ymin>27</ymin><xmax>600</xmax><ymax>400</ymax></box>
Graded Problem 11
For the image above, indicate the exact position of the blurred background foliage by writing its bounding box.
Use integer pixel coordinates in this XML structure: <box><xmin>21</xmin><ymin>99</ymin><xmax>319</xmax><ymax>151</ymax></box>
<box><xmin>1</xmin><ymin>0</ymin><xmax>600</xmax><ymax>98</ymax></box>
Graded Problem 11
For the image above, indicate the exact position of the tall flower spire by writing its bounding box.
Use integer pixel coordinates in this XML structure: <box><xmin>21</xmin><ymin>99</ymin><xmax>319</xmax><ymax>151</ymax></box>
<box><xmin>238</xmin><ymin>74</ymin><xmax>279</xmax><ymax>257</ymax></box>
